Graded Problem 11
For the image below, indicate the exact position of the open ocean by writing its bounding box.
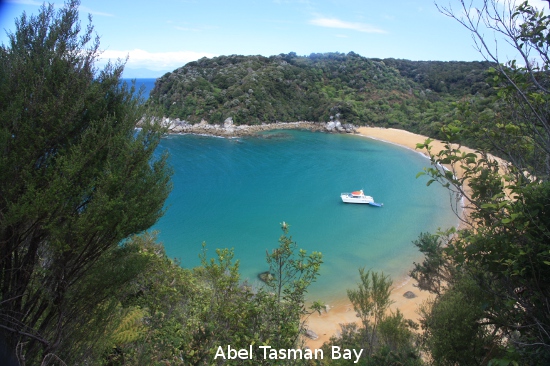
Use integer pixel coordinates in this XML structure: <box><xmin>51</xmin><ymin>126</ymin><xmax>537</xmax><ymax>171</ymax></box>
<box><xmin>151</xmin><ymin>129</ymin><xmax>459</xmax><ymax>303</ymax></box>
<box><xmin>121</xmin><ymin>78</ymin><xmax>157</xmax><ymax>99</ymax></box>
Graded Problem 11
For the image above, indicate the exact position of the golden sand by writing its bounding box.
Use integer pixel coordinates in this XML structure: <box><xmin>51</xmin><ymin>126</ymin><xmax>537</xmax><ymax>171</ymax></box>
<box><xmin>305</xmin><ymin>275</ymin><xmax>427</xmax><ymax>349</ymax></box>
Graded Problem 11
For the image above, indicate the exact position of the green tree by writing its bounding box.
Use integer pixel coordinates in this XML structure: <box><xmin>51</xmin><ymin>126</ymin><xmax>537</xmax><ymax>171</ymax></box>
<box><xmin>437</xmin><ymin>0</ymin><xmax>550</xmax><ymax>179</ymax></box>
<box><xmin>0</xmin><ymin>1</ymin><xmax>171</xmax><ymax>363</ymax></box>
<box><xmin>103</xmin><ymin>224</ymin><xmax>322</xmax><ymax>366</ymax></box>
<box><xmin>418</xmin><ymin>274</ymin><xmax>501</xmax><ymax>366</ymax></box>
<box><xmin>413</xmin><ymin>1</ymin><xmax>550</xmax><ymax>363</ymax></box>
<box><xmin>264</xmin><ymin>222</ymin><xmax>324</xmax><ymax>350</ymax></box>
<box><xmin>347</xmin><ymin>268</ymin><xmax>393</xmax><ymax>355</ymax></box>
<box><xmin>322</xmin><ymin>269</ymin><xmax>421</xmax><ymax>366</ymax></box>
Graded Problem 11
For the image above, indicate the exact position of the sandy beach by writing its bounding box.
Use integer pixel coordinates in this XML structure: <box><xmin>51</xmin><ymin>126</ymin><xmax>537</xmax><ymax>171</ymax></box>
<box><xmin>305</xmin><ymin>274</ymin><xmax>427</xmax><ymax>349</ymax></box>
<box><xmin>304</xmin><ymin>126</ymin><xmax>478</xmax><ymax>349</ymax></box>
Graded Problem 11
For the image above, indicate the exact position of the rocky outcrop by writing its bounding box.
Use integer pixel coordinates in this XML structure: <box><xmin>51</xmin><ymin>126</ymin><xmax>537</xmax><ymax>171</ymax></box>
<box><xmin>403</xmin><ymin>291</ymin><xmax>417</xmax><ymax>299</ymax></box>
<box><xmin>156</xmin><ymin>118</ymin><xmax>358</xmax><ymax>137</ymax></box>
<box><xmin>258</xmin><ymin>271</ymin><xmax>274</xmax><ymax>283</ymax></box>
<box><xmin>304</xmin><ymin>329</ymin><xmax>319</xmax><ymax>340</ymax></box>
<box><xmin>325</xmin><ymin>120</ymin><xmax>357</xmax><ymax>134</ymax></box>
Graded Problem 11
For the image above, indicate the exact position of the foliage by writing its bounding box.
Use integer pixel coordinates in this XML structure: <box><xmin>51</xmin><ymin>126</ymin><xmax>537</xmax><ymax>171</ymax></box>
<box><xmin>410</xmin><ymin>232</ymin><xmax>457</xmax><ymax>296</ymax></box>
<box><xmin>379</xmin><ymin>58</ymin><xmax>494</xmax><ymax>96</ymax></box>
<box><xmin>264</xmin><ymin>221</ymin><xmax>324</xmax><ymax>348</ymax></box>
<box><xmin>418</xmin><ymin>274</ymin><xmax>503</xmax><ymax>365</ymax></box>
<box><xmin>148</xmin><ymin>52</ymin><xmax>499</xmax><ymax>148</ymax></box>
<box><xmin>320</xmin><ymin>269</ymin><xmax>421</xmax><ymax>366</ymax></box>
<box><xmin>0</xmin><ymin>1</ymin><xmax>172</xmax><ymax>363</ymax></box>
<box><xmin>104</xmin><ymin>224</ymin><xmax>322</xmax><ymax>365</ymax></box>
<box><xmin>347</xmin><ymin>269</ymin><xmax>393</xmax><ymax>354</ymax></box>
<box><xmin>414</xmin><ymin>145</ymin><xmax>550</xmax><ymax>363</ymax></box>
<box><xmin>437</xmin><ymin>0</ymin><xmax>550</xmax><ymax>180</ymax></box>
<box><xmin>413</xmin><ymin>2</ymin><xmax>550</xmax><ymax>364</ymax></box>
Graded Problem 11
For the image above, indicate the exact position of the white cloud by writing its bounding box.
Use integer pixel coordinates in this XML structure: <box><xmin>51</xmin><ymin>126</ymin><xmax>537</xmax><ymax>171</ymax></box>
<box><xmin>309</xmin><ymin>17</ymin><xmax>386</xmax><ymax>34</ymax></box>
<box><xmin>99</xmin><ymin>49</ymin><xmax>217</xmax><ymax>71</ymax></box>
<box><xmin>80</xmin><ymin>5</ymin><xmax>114</xmax><ymax>17</ymax></box>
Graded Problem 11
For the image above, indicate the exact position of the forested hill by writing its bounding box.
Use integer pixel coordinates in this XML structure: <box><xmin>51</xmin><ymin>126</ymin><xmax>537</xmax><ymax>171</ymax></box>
<box><xmin>148</xmin><ymin>52</ymin><xmax>494</xmax><ymax>139</ymax></box>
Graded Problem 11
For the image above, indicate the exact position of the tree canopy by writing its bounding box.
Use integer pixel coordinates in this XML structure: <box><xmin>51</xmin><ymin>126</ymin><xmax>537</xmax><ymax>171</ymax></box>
<box><xmin>148</xmin><ymin>52</ymin><xmax>496</xmax><ymax>146</ymax></box>
<box><xmin>413</xmin><ymin>1</ymin><xmax>550</xmax><ymax>364</ymax></box>
<box><xmin>0</xmin><ymin>0</ymin><xmax>171</xmax><ymax>362</ymax></box>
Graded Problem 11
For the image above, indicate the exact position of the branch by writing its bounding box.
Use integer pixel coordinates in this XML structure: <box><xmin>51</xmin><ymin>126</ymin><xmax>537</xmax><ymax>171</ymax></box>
<box><xmin>0</xmin><ymin>323</ymin><xmax>50</xmax><ymax>346</ymax></box>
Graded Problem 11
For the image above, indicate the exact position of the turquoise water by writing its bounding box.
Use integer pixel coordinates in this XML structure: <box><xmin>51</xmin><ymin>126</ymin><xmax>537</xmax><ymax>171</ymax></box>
<box><xmin>152</xmin><ymin>130</ymin><xmax>458</xmax><ymax>302</ymax></box>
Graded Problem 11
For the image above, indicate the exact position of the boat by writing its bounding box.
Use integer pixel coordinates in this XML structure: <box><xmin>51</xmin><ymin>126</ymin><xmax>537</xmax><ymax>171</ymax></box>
<box><xmin>340</xmin><ymin>190</ymin><xmax>383</xmax><ymax>206</ymax></box>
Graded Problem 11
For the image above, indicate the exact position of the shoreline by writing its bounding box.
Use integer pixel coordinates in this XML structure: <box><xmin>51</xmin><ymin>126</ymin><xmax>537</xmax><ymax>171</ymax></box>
<box><xmin>161</xmin><ymin>122</ymin><xmax>495</xmax><ymax>348</ymax></box>
<box><xmin>160</xmin><ymin>119</ymin><xmax>356</xmax><ymax>137</ymax></box>
<box><xmin>304</xmin><ymin>126</ymin><xmax>474</xmax><ymax>349</ymax></box>
<box><xmin>305</xmin><ymin>273</ymin><xmax>427</xmax><ymax>349</ymax></box>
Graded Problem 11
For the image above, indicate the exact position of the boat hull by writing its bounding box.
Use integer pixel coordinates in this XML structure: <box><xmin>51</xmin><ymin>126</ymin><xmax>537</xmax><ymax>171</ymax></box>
<box><xmin>340</xmin><ymin>193</ymin><xmax>374</xmax><ymax>204</ymax></box>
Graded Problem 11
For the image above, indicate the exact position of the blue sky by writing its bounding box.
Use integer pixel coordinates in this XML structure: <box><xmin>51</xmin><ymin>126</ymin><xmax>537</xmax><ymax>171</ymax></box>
<box><xmin>1</xmin><ymin>0</ymin><xmax>548</xmax><ymax>77</ymax></box>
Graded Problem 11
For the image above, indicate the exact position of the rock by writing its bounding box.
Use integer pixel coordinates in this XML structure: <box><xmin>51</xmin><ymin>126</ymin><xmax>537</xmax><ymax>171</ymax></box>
<box><xmin>224</xmin><ymin>117</ymin><xmax>234</xmax><ymax>128</ymax></box>
<box><xmin>325</xmin><ymin>121</ymin><xmax>336</xmax><ymax>131</ymax></box>
<box><xmin>258</xmin><ymin>271</ymin><xmax>274</xmax><ymax>283</ymax></box>
<box><xmin>343</xmin><ymin>123</ymin><xmax>357</xmax><ymax>133</ymax></box>
<box><xmin>158</xmin><ymin>121</ymin><xmax>333</xmax><ymax>138</ymax></box>
<box><xmin>403</xmin><ymin>291</ymin><xmax>417</xmax><ymax>299</ymax></box>
<box><xmin>305</xmin><ymin>329</ymin><xmax>318</xmax><ymax>340</ymax></box>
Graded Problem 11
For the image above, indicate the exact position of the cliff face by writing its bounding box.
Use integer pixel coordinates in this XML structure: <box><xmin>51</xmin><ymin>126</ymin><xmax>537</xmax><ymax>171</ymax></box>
<box><xmin>148</xmin><ymin>52</ymin><xmax>493</xmax><ymax>135</ymax></box>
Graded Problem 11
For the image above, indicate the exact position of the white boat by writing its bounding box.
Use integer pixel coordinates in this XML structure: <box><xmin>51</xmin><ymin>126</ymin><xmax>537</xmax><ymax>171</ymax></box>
<box><xmin>340</xmin><ymin>190</ymin><xmax>383</xmax><ymax>206</ymax></box>
<box><xmin>341</xmin><ymin>190</ymin><xmax>374</xmax><ymax>204</ymax></box>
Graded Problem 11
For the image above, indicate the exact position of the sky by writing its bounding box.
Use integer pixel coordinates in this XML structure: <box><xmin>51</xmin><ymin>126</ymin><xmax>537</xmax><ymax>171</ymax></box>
<box><xmin>1</xmin><ymin>0</ymin><xmax>549</xmax><ymax>77</ymax></box>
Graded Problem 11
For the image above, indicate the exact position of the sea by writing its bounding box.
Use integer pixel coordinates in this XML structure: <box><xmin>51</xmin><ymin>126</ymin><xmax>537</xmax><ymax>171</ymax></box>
<box><xmin>121</xmin><ymin>78</ymin><xmax>157</xmax><ymax>99</ymax></box>
<box><xmin>151</xmin><ymin>129</ymin><xmax>459</xmax><ymax>303</ymax></box>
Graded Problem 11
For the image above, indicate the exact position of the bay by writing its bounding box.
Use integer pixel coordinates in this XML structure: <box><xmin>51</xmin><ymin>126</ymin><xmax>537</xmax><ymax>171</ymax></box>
<box><xmin>152</xmin><ymin>129</ymin><xmax>458</xmax><ymax>302</ymax></box>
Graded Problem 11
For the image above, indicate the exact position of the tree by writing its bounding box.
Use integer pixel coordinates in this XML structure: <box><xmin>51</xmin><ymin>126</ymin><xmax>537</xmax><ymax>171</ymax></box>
<box><xmin>322</xmin><ymin>269</ymin><xmax>421</xmax><ymax>366</ymax></box>
<box><xmin>413</xmin><ymin>1</ymin><xmax>550</xmax><ymax>363</ymax></box>
<box><xmin>347</xmin><ymin>268</ymin><xmax>393</xmax><ymax>355</ymax></box>
<box><xmin>0</xmin><ymin>1</ymin><xmax>171</xmax><ymax>363</ymax></box>
<box><xmin>418</xmin><ymin>275</ymin><xmax>501</xmax><ymax>365</ymax></box>
<box><xmin>264</xmin><ymin>221</ymin><xmax>324</xmax><ymax>350</ymax></box>
<box><xmin>436</xmin><ymin>0</ymin><xmax>550</xmax><ymax>179</ymax></box>
<box><xmin>103</xmin><ymin>224</ymin><xmax>322</xmax><ymax>365</ymax></box>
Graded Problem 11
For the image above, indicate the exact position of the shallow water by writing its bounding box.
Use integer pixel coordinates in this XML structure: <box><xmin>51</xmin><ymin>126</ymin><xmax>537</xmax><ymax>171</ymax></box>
<box><xmin>152</xmin><ymin>129</ymin><xmax>458</xmax><ymax>302</ymax></box>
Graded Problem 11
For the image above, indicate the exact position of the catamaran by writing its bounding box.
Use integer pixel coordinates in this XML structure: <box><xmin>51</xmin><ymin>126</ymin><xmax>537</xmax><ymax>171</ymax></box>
<box><xmin>340</xmin><ymin>190</ymin><xmax>383</xmax><ymax>207</ymax></box>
